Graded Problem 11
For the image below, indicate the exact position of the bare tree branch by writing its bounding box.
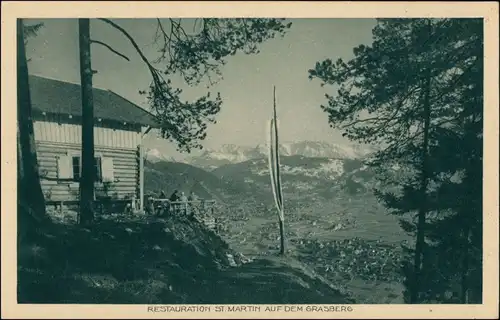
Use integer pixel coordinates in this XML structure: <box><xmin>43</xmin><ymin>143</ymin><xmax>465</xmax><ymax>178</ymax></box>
<box><xmin>97</xmin><ymin>18</ymin><xmax>191</xmax><ymax>119</ymax></box>
<box><xmin>154</xmin><ymin>19</ymin><xmax>175</xmax><ymax>65</ymax></box>
<box><xmin>90</xmin><ymin>39</ymin><xmax>130</xmax><ymax>61</ymax></box>
<box><xmin>97</xmin><ymin>17</ymin><xmax>291</xmax><ymax>152</ymax></box>
<box><xmin>97</xmin><ymin>19</ymin><xmax>165</xmax><ymax>92</ymax></box>
<box><xmin>98</xmin><ymin>18</ymin><xmax>157</xmax><ymax>73</ymax></box>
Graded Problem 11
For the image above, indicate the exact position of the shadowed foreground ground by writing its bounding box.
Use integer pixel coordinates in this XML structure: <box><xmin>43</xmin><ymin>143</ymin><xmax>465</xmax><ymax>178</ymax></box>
<box><xmin>18</xmin><ymin>214</ymin><xmax>354</xmax><ymax>304</ymax></box>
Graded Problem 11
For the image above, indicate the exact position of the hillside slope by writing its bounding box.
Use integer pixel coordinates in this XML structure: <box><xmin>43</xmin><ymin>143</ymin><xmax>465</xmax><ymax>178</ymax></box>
<box><xmin>144</xmin><ymin>160</ymin><xmax>248</xmax><ymax>201</ymax></box>
<box><xmin>18</xmin><ymin>215</ymin><xmax>353</xmax><ymax>304</ymax></box>
<box><xmin>145</xmin><ymin>153</ymin><xmax>378</xmax><ymax>207</ymax></box>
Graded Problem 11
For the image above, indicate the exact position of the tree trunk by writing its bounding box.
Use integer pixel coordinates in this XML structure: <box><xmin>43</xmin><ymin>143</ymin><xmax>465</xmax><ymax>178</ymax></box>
<box><xmin>410</xmin><ymin>64</ymin><xmax>432</xmax><ymax>304</ymax></box>
<box><xmin>459</xmin><ymin>97</ymin><xmax>482</xmax><ymax>304</ymax></box>
<box><xmin>278</xmin><ymin>219</ymin><xmax>286</xmax><ymax>255</ymax></box>
<box><xmin>17</xmin><ymin>18</ymin><xmax>48</xmax><ymax>239</ymax></box>
<box><xmin>460</xmin><ymin>226</ymin><xmax>470</xmax><ymax>303</ymax></box>
<box><xmin>78</xmin><ymin>19</ymin><xmax>96</xmax><ymax>225</ymax></box>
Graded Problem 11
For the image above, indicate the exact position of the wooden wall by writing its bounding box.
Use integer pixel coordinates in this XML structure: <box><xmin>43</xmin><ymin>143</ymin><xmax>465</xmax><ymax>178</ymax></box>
<box><xmin>37</xmin><ymin>142</ymin><xmax>139</xmax><ymax>202</ymax></box>
<box><xmin>33</xmin><ymin>118</ymin><xmax>142</xmax><ymax>202</ymax></box>
<box><xmin>33</xmin><ymin>119</ymin><xmax>141</xmax><ymax>149</ymax></box>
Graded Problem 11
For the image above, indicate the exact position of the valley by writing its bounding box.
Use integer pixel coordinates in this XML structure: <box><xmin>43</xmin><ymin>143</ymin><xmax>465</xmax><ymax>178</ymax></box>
<box><xmin>144</xmin><ymin>141</ymin><xmax>410</xmax><ymax>303</ymax></box>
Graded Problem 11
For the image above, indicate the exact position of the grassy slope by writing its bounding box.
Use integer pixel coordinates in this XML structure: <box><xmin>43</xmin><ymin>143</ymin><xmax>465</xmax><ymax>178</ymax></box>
<box><xmin>18</xmin><ymin>214</ymin><xmax>353</xmax><ymax>304</ymax></box>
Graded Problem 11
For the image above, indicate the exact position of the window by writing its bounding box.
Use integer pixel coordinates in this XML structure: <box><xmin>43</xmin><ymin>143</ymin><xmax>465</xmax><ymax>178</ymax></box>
<box><xmin>95</xmin><ymin>157</ymin><xmax>102</xmax><ymax>182</ymax></box>
<box><xmin>72</xmin><ymin>156</ymin><xmax>80</xmax><ymax>180</ymax></box>
<box><xmin>72</xmin><ymin>156</ymin><xmax>103</xmax><ymax>182</ymax></box>
<box><xmin>57</xmin><ymin>154</ymin><xmax>113</xmax><ymax>183</ymax></box>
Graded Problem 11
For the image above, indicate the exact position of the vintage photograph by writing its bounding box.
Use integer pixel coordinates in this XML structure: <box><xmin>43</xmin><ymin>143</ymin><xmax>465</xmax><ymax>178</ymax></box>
<box><xmin>14</xmin><ymin>14</ymin><xmax>487</xmax><ymax>308</ymax></box>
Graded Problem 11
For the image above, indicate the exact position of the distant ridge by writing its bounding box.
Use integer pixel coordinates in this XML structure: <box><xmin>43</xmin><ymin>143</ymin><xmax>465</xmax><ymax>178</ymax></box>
<box><xmin>150</xmin><ymin>141</ymin><xmax>376</xmax><ymax>171</ymax></box>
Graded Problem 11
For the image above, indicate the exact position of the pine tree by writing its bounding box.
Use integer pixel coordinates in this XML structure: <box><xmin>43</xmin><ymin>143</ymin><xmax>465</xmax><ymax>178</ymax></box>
<box><xmin>78</xmin><ymin>19</ymin><xmax>96</xmax><ymax>225</ymax></box>
<box><xmin>309</xmin><ymin>18</ymin><xmax>483</xmax><ymax>303</ymax></box>
<box><xmin>17</xmin><ymin>19</ymin><xmax>49</xmax><ymax>242</ymax></box>
<box><xmin>23</xmin><ymin>22</ymin><xmax>44</xmax><ymax>44</ymax></box>
<box><xmin>420</xmin><ymin>18</ymin><xmax>483</xmax><ymax>302</ymax></box>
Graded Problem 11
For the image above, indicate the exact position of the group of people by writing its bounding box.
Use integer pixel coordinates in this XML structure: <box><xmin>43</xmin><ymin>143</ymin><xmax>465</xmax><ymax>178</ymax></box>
<box><xmin>152</xmin><ymin>190</ymin><xmax>201</xmax><ymax>217</ymax></box>
<box><xmin>164</xmin><ymin>190</ymin><xmax>199</xmax><ymax>204</ymax></box>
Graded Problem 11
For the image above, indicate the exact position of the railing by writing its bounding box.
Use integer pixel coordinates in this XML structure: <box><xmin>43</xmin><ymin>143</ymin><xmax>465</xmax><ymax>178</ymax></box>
<box><xmin>46</xmin><ymin>198</ymin><xmax>135</xmax><ymax>216</ymax></box>
<box><xmin>147</xmin><ymin>198</ymin><xmax>218</xmax><ymax>230</ymax></box>
<box><xmin>45</xmin><ymin>198</ymin><xmax>219</xmax><ymax>230</ymax></box>
<box><xmin>147</xmin><ymin>199</ymin><xmax>216</xmax><ymax>215</ymax></box>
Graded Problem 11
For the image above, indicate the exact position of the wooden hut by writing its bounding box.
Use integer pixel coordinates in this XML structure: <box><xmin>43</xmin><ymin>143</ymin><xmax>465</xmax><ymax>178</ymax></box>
<box><xmin>29</xmin><ymin>75</ymin><xmax>159</xmax><ymax>212</ymax></box>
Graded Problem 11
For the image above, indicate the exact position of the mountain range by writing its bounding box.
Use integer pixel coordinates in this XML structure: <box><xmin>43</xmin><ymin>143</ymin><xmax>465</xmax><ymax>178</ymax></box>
<box><xmin>145</xmin><ymin>141</ymin><xmax>374</xmax><ymax>171</ymax></box>
<box><xmin>144</xmin><ymin>141</ymin><xmax>379</xmax><ymax>211</ymax></box>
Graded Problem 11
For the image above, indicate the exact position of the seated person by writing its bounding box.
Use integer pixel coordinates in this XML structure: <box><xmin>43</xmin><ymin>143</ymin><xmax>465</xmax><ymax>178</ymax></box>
<box><xmin>169</xmin><ymin>190</ymin><xmax>180</xmax><ymax>214</ymax></box>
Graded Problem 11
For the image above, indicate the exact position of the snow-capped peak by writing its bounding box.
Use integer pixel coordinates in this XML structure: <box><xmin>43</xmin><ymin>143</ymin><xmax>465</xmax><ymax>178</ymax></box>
<box><xmin>145</xmin><ymin>148</ymin><xmax>178</xmax><ymax>163</ymax></box>
<box><xmin>185</xmin><ymin>141</ymin><xmax>374</xmax><ymax>170</ymax></box>
<box><xmin>144</xmin><ymin>141</ymin><xmax>374</xmax><ymax>170</ymax></box>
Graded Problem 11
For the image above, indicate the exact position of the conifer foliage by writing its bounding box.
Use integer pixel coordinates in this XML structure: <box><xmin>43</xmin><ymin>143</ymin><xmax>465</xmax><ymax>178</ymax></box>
<box><xmin>309</xmin><ymin>18</ymin><xmax>483</xmax><ymax>303</ymax></box>
<box><xmin>98</xmin><ymin>18</ymin><xmax>292</xmax><ymax>153</ymax></box>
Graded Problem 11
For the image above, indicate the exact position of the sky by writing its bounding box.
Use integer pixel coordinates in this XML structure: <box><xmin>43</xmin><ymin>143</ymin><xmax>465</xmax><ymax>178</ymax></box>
<box><xmin>25</xmin><ymin>18</ymin><xmax>376</xmax><ymax>158</ymax></box>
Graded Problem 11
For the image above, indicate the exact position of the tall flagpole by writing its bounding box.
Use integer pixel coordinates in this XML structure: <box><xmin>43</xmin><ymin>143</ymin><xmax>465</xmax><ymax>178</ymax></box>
<box><xmin>268</xmin><ymin>86</ymin><xmax>286</xmax><ymax>255</ymax></box>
